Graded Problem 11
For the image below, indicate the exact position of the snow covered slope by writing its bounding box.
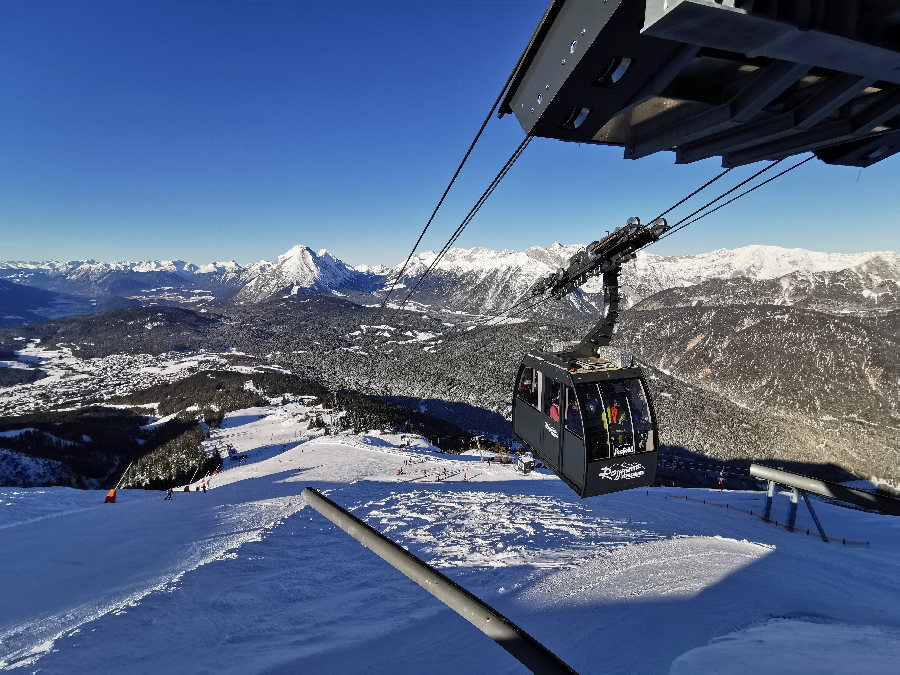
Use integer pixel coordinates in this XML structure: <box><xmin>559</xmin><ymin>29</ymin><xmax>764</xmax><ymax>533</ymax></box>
<box><xmin>2</xmin><ymin>402</ymin><xmax>898</xmax><ymax>673</ymax></box>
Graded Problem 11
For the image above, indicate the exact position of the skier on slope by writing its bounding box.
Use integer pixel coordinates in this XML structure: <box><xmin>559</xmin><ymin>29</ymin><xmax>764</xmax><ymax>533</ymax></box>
<box><xmin>164</xmin><ymin>487</ymin><xmax>173</xmax><ymax>500</ymax></box>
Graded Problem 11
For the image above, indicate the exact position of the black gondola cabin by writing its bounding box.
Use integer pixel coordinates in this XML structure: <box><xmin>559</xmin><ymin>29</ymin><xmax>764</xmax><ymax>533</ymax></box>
<box><xmin>513</xmin><ymin>351</ymin><xmax>658</xmax><ymax>498</ymax></box>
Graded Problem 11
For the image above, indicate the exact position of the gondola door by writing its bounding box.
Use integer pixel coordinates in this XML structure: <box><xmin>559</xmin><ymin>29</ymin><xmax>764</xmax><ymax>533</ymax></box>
<box><xmin>538</xmin><ymin>373</ymin><xmax>563</xmax><ymax>472</ymax></box>
<box><xmin>560</xmin><ymin>385</ymin><xmax>587</xmax><ymax>493</ymax></box>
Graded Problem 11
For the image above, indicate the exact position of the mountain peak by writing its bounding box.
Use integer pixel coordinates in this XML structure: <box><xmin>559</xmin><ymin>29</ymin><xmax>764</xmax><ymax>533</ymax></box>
<box><xmin>277</xmin><ymin>245</ymin><xmax>315</xmax><ymax>261</ymax></box>
<box><xmin>235</xmin><ymin>245</ymin><xmax>362</xmax><ymax>302</ymax></box>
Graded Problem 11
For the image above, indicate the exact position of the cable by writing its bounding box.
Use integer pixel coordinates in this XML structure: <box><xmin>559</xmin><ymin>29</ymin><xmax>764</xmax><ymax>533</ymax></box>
<box><xmin>397</xmin><ymin>136</ymin><xmax>533</xmax><ymax>314</ymax></box>
<box><xmin>667</xmin><ymin>158</ymin><xmax>786</xmax><ymax>230</ymax></box>
<box><xmin>658</xmin><ymin>155</ymin><xmax>814</xmax><ymax>242</ymax></box>
<box><xmin>370</xmin><ymin>66</ymin><xmax>529</xmax><ymax>329</ymax></box>
<box><xmin>626</xmin><ymin>158</ymin><xmax>789</xmax><ymax>260</ymax></box>
<box><xmin>384</xmin><ymin>135</ymin><xmax>533</xmax><ymax>325</ymax></box>
<box><xmin>649</xmin><ymin>167</ymin><xmax>735</xmax><ymax>223</ymax></box>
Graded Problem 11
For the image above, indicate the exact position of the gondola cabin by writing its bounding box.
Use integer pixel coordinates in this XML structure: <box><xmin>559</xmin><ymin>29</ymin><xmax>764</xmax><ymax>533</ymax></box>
<box><xmin>512</xmin><ymin>351</ymin><xmax>658</xmax><ymax>498</ymax></box>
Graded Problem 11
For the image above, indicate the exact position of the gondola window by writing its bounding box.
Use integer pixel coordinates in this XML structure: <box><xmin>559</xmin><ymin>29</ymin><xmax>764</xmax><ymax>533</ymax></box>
<box><xmin>564</xmin><ymin>386</ymin><xmax>583</xmax><ymax>437</ymax></box>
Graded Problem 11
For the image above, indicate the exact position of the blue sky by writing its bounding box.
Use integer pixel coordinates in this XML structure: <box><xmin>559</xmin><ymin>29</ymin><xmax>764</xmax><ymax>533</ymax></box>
<box><xmin>1</xmin><ymin>0</ymin><xmax>897</xmax><ymax>266</ymax></box>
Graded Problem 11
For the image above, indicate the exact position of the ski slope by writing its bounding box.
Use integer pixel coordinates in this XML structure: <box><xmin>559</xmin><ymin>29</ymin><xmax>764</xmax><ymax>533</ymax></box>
<box><xmin>1</xmin><ymin>403</ymin><xmax>899</xmax><ymax>673</ymax></box>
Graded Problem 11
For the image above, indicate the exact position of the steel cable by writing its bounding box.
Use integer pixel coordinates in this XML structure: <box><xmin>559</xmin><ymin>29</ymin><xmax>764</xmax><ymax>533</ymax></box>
<box><xmin>369</xmin><ymin>61</ymin><xmax>532</xmax><ymax>331</ymax></box>
<box><xmin>649</xmin><ymin>167</ymin><xmax>735</xmax><ymax>223</ymax></box>
<box><xmin>383</xmin><ymin>135</ymin><xmax>533</xmax><ymax>326</ymax></box>
<box><xmin>657</xmin><ymin>155</ymin><xmax>815</xmax><ymax>242</ymax></box>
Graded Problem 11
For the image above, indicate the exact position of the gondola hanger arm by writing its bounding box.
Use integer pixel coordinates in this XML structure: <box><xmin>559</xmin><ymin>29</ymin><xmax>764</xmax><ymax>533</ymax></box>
<box><xmin>529</xmin><ymin>216</ymin><xmax>670</xmax><ymax>299</ymax></box>
<box><xmin>527</xmin><ymin>216</ymin><xmax>670</xmax><ymax>361</ymax></box>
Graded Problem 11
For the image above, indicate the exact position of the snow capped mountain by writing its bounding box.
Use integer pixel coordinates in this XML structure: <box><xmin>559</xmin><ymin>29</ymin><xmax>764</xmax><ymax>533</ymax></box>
<box><xmin>623</xmin><ymin>247</ymin><xmax>900</xmax><ymax>308</ymax></box>
<box><xmin>1</xmin><ymin>244</ymin><xmax>896</xmax><ymax>324</ymax></box>
<box><xmin>627</xmin><ymin>245</ymin><xmax>897</xmax><ymax>296</ymax></box>
<box><xmin>234</xmin><ymin>245</ymin><xmax>374</xmax><ymax>303</ymax></box>
<box><xmin>389</xmin><ymin>243</ymin><xmax>594</xmax><ymax>315</ymax></box>
<box><xmin>386</xmin><ymin>244</ymin><xmax>899</xmax><ymax>315</ymax></box>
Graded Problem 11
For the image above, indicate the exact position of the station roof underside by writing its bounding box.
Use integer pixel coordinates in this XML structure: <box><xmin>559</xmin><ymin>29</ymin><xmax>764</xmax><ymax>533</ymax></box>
<box><xmin>501</xmin><ymin>0</ymin><xmax>900</xmax><ymax>167</ymax></box>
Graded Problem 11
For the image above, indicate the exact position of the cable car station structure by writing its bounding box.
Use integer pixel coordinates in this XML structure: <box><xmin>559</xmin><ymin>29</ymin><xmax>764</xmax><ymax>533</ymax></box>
<box><xmin>502</xmin><ymin>0</ymin><xmax>900</xmax><ymax>167</ymax></box>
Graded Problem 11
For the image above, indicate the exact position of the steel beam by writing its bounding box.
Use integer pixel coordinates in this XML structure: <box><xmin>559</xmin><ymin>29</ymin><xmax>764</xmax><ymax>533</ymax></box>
<box><xmin>801</xmin><ymin>491</ymin><xmax>829</xmax><ymax>542</ymax></box>
<box><xmin>724</xmin><ymin>87</ymin><xmax>900</xmax><ymax>166</ymax></box>
<box><xmin>677</xmin><ymin>73</ymin><xmax>874</xmax><ymax>164</ymax></box>
<box><xmin>302</xmin><ymin>488</ymin><xmax>576</xmax><ymax>674</ymax></box>
<box><xmin>625</xmin><ymin>60</ymin><xmax>807</xmax><ymax>159</ymax></box>
<box><xmin>749</xmin><ymin>465</ymin><xmax>900</xmax><ymax>516</ymax></box>
<box><xmin>642</xmin><ymin>0</ymin><xmax>900</xmax><ymax>84</ymax></box>
<box><xmin>815</xmin><ymin>129</ymin><xmax>900</xmax><ymax>167</ymax></box>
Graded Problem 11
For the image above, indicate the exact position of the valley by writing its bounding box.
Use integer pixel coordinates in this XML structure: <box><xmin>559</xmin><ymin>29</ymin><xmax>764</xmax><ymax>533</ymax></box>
<box><xmin>1</xmin><ymin>243</ymin><xmax>897</xmax><ymax>490</ymax></box>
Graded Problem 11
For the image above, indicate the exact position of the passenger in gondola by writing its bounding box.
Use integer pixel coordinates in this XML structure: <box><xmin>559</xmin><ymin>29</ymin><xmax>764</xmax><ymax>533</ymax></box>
<box><xmin>549</xmin><ymin>397</ymin><xmax>561</xmax><ymax>422</ymax></box>
<box><xmin>517</xmin><ymin>377</ymin><xmax>535</xmax><ymax>406</ymax></box>
<box><xmin>565</xmin><ymin>397</ymin><xmax>582</xmax><ymax>435</ymax></box>
<box><xmin>604</xmin><ymin>398</ymin><xmax>633</xmax><ymax>454</ymax></box>
<box><xmin>581</xmin><ymin>391</ymin><xmax>600</xmax><ymax>418</ymax></box>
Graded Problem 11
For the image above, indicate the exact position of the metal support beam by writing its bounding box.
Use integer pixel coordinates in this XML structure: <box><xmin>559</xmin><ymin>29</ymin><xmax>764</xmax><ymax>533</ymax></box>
<box><xmin>726</xmin><ymin>88</ymin><xmax>900</xmax><ymax>165</ymax></box>
<box><xmin>623</xmin><ymin>43</ymin><xmax>700</xmax><ymax>111</ymax></box>
<box><xmin>749</xmin><ymin>464</ymin><xmax>900</xmax><ymax>516</ymax></box>
<box><xmin>794</xmin><ymin>73</ymin><xmax>875</xmax><ymax>129</ymax></box>
<box><xmin>763</xmin><ymin>480</ymin><xmax>775</xmax><ymax>521</ymax></box>
<box><xmin>786</xmin><ymin>487</ymin><xmax>800</xmax><ymax>531</ymax></box>
<box><xmin>677</xmin><ymin>73</ymin><xmax>874</xmax><ymax>164</ymax></box>
<box><xmin>301</xmin><ymin>488</ymin><xmax>576</xmax><ymax>674</ymax></box>
<box><xmin>801</xmin><ymin>491</ymin><xmax>829</xmax><ymax>542</ymax></box>
<box><xmin>815</xmin><ymin>129</ymin><xmax>900</xmax><ymax>167</ymax></box>
<box><xmin>641</xmin><ymin>0</ymin><xmax>900</xmax><ymax>84</ymax></box>
<box><xmin>626</xmin><ymin>60</ymin><xmax>808</xmax><ymax>159</ymax></box>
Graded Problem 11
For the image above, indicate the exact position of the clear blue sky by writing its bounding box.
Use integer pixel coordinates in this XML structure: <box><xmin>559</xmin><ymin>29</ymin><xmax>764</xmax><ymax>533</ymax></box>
<box><xmin>1</xmin><ymin>0</ymin><xmax>897</xmax><ymax>266</ymax></box>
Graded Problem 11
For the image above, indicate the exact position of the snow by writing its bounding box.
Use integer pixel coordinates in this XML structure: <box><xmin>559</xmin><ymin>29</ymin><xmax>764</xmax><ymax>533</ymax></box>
<box><xmin>0</xmin><ymin>429</ymin><xmax>73</xmax><ymax>446</ymax></box>
<box><xmin>1</xmin><ymin>403</ymin><xmax>898</xmax><ymax>672</ymax></box>
<box><xmin>671</xmin><ymin>618</ymin><xmax>900</xmax><ymax>674</ymax></box>
<box><xmin>139</xmin><ymin>412</ymin><xmax>181</xmax><ymax>431</ymax></box>
<box><xmin>0</xmin><ymin>452</ymin><xmax>75</xmax><ymax>491</ymax></box>
<box><xmin>0</xmin><ymin>343</ymin><xmax>291</xmax><ymax>417</ymax></box>
<box><xmin>236</xmin><ymin>245</ymin><xmax>360</xmax><ymax>302</ymax></box>
<box><xmin>0</xmin><ymin>429</ymin><xmax>38</xmax><ymax>438</ymax></box>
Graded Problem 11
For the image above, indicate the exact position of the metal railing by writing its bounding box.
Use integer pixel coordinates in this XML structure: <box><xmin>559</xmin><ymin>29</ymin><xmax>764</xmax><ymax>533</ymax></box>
<box><xmin>302</xmin><ymin>488</ymin><xmax>575</xmax><ymax>674</ymax></box>
<box><xmin>666</xmin><ymin>494</ymin><xmax>870</xmax><ymax>546</ymax></box>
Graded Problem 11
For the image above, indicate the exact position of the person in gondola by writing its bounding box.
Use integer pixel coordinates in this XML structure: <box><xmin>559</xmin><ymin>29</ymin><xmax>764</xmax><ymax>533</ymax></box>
<box><xmin>604</xmin><ymin>398</ymin><xmax>631</xmax><ymax>453</ymax></box>
<box><xmin>565</xmin><ymin>397</ymin><xmax>582</xmax><ymax>434</ymax></box>
<box><xmin>549</xmin><ymin>397</ymin><xmax>561</xmax><ymax>422</ymax></box>
<box><xmin>517</xmin><ymin>377</ymin><xmax>534</xmax><ymax>406</ymax></box>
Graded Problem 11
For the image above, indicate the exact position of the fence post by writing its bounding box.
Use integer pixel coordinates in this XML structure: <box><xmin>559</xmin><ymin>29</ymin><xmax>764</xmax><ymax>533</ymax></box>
<box><xmin>787</xmin><ymin>488</ymin><xmax>800</xmax><ymax>531</ymax></box>
<box><xmin>763</xmin><ymin>480</ymin><xmax>775</xmax><ymax>521</ymax></box>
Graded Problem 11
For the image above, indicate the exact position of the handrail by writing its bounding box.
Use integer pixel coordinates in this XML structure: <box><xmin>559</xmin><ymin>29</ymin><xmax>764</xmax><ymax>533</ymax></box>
<box><xmin>749</xmin><ymin>464</ymin><xmax>900</xmax><ymax>516</ymax></box>
<box><xmin>302</xmin><ymin>487</ymin><xmax>576</xmax><ymax>674</ymax></box>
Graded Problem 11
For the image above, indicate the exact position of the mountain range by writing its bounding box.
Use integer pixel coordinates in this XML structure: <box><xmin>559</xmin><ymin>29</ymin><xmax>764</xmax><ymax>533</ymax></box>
<box><xmin>2</xmin><ymin>244</ymin><xmax>897</xmax><ymax>326</ymax></box>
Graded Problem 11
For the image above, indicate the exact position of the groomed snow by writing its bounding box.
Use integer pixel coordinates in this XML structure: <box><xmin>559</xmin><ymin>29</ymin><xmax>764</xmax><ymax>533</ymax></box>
<box><xmin>1</xmin><ymin>402</ymin><xmax>898</xmax><ymax>673</ymax></box>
